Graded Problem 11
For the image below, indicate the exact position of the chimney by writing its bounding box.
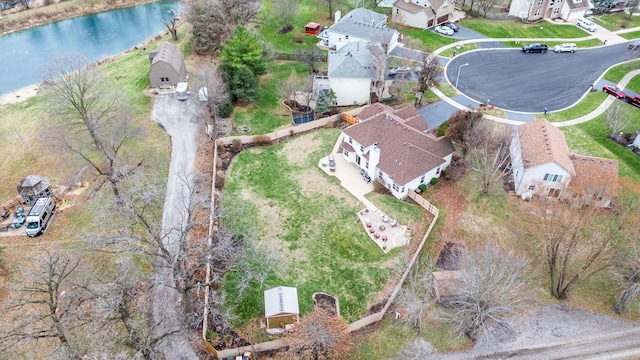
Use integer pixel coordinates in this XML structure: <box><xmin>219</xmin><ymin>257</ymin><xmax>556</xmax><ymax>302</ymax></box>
<box><xmin>335</xmin><ymin>10</ymin><xmax>341</xmax><ymax>23</ymax></box>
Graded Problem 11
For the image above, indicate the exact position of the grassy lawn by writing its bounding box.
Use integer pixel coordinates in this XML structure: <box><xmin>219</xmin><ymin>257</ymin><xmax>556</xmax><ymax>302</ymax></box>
<box><xmin>401</xmin><ymin>27</ymin><xmax>459</xmax><ymax>52</ymax></box>
<box><xmin>232</xmin><ymin>61</ymin><xmax>311</xmax><ymax>135</ymax></box>
<box><xmin>439</xmin><ymin>43</ymin><xmax>481</xmax><ymax>57</ymax></box>
<box><xmin>220</xmin><ymin>129</ymin><xmax>430</xmax><ymax>325</ymax></box>
<box><xmin>460</xmin><ymin>18</ymin><xmax>590</xmax><ymax>38</ymax></box>
<box><xmin>256</xmin><ymin>0</ymin><xmax>325</xmax><ymax>54</ymax></box>
<box><xmin>619</xmin><ymin>30</ymin><xmax>640</xmax><ymax>40</ymax></box>
<box><xmin>561</xmin><ymin>104</ymin><xmax>640</xmax><ymax>180</ymax></box>
<box><xmin>540</xmin><ymin>91</ymin><xmax>608</xmax><ymax>122</ymax></box>
<box><xmin>592</xmin><ymin>12</ymin><xmax>640</xmax><ymax>31</ymax></box>
<box><xmin>603</xmin><ymin>59</ymin><xmax>640</xmax><ymax>83</ymax></box>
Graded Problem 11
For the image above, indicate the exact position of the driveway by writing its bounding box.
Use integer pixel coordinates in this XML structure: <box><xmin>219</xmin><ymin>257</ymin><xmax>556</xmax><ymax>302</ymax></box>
<box><xmin>150</xmin><ymin>94</ymin><xmax>200</xmax><ymax>360</ymax></box>
<box><xmin>446</xmin><ymin>43</ymin><xmax>635</xmax><ymax>112</ymax></box>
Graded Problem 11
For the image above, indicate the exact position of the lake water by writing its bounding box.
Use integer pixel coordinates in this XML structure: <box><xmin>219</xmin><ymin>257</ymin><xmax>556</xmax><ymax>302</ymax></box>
<box><xmin>0</xmin><ymin>0</ymin><xmax>183</xmax><ymax>94</ymax></box>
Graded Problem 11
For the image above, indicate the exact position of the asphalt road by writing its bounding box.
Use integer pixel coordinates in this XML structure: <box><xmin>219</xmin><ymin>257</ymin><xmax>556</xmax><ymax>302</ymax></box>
<box><xmin>446</xmin><ymin>43</ymin><xmax>636</xmax><ymax>112</ymax></box>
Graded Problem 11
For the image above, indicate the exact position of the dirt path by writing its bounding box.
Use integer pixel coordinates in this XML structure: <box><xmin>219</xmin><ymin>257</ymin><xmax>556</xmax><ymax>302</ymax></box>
<box><xmin>150</xmin><ymin>94</ymin><xmax>200</xmax><ymax>359</ymax></box>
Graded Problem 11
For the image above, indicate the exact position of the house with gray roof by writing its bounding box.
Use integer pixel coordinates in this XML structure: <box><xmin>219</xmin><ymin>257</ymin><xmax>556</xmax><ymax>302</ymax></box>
<box><xmin>326</xmin><ymin>41</ymin><xmax>378</xmax><ymax>106</ymax></box>
<box><xmin>341</xmin><ymin>103</ymin><xmax>455</xmax><ymax>199</ymax></box>
<box><xmin>148</xmin><ymin>42</ymin><xmax>187</xmax><ymax>88</ymax></box>
<box><xmin>509</xmin><ymin>0</ymin><xmax>590</xmax><ymax>22</ymax></box>
<box><xmin>391</xmin><ymin>0</ymin><xmax>455</xmax><ymax>29</ymax></box>
<box><xmin>318</xmin><ymin>8</ymin><xmax>399</xmax><ymax>53</ymax></box>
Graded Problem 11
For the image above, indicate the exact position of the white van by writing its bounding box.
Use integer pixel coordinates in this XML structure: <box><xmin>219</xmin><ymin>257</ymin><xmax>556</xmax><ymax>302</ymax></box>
<box><xmin>25</xmin><ymin>197</ymin><xmax>56</xmax><ymax>237</ymax></box>
<box><xmin>577</xmin><ymin>18</ymin><xmax>597</xmax><ymax>32</ymax></box>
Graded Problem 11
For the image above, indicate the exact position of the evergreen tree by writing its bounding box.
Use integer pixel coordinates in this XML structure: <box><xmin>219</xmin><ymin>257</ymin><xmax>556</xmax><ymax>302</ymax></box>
<box><xmin>315</xmin><ymin>89</ymin><xmax>335</xmax><ymax>116</ymax></box>
<box><xmin>229</xmin><ymin>65</ymin><xmax>258</xmax><ymax>103</ymax></box>
<box><xmin>219</xmin><ymin>25</ymin><xmax>267</xmax><ymax>77</ymax></box>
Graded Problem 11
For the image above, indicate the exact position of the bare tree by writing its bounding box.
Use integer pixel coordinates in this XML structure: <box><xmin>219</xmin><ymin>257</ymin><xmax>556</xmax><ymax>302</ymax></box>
<box><xmin>186</xmin><ymin>0</ymin><xmax>259</xmax><ymax>54</ymax></box>
<box><xmin>394</xmin><ymin>264</ymin><xmax>433</xmax><ymax>334</ymax></box>
<box><xmin>417</xmin><ymin>53</ymin><xmax>442</xmax><ymax>94</ymax></box>
<box><xmin>444</xmin><ymin>110</ymin><xmax>483</xmax><ymax>158</ymax></box>
<box><xmin>284</xmin><ymin>309</ymin><xmax>353</xmax><ymax>360</ymax></box>
<box><xmin>0</xmin><ymin>252</ymin><xmax>83</xmax><ymax>359</ymax></box>
<box><xmin>161</xmin><ymin>14</ymin><xmax>179</xmax><ymax>41</ymax></box>
<box><xmin>295</xmin><ymin>47</ymin><xmax>326</xmax><ymax>73</ymax></box>
<box><xmin>194</xmin><ymin>63</ymin><xmax>230</xmax><ymax>121</ymax></box>
<box><xmin>525</xmin><ymin>189</ymin><xmax>637</xmax><ymax>300</ymax></box>
<box><xmin>629</xmin><ymin>0</ymin><xmax>640</xmax><ymax>19</ymax></box>
<box><xmin>614</xmin><ymin>244</ymin><xmax>640</xmax><ymax>314</ymax></box>
<box><xmin>477</xmin><ymin>0</ymin><xmax>505</xmax><ymax>17</ymax></box>
<box><xmin>41</xmin><ymin>54</ymin><xmax>142</xmax><ymax>199</ymax></box>
<box><xmin>449</xmin><ymin>244</ymin><xmax>528</xmax><ymax>341</ymax></box>
<box><xmin>469</xmin><ymin>121</ymin><xmax>512</xmax><ymax>195</ymax></box>
<box><xmin>394</xmin><ymin>338</ymin><xmax>437</xmax><ymax>360</ymax></box>
<box><xmin>272</xmin><ymin>0</ymin><xmax>298</xmax><ymax>31</ymax></box>
<box><xmin>604</xmin><ymin>102</ymin><xmax>629</xmax><ymax>136</ymax></box>
<box><xmin>325</xmin><ymin>0</ymin><xmax>336</xmax><ymax>19</ymax></box>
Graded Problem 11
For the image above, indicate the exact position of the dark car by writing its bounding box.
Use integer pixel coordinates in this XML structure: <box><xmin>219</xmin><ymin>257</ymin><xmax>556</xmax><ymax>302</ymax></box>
<box><xmin>522</xmin><ymin>43</ymin><xmax>548</xmax><ymax>53</ymax></box>
<box><xmin>442</xmin><ymin>21</ymin><xmax>459</xmax><ymax>32</ymax></box>
<box><xmin>603</xmin><ymin>85</ymin><xmax>626</xmax><ymax>99</ymax></box>
<box><xmin>625</xmin><ymin>94</ymin><xmax>640</xmax><ymax>107</ymax></box>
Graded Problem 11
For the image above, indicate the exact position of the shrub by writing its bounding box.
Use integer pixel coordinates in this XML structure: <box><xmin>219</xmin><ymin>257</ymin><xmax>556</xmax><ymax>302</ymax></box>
<box><xmin>206</xmin><ymin>331</ymin><xmax>218</xmax><ymax>341</ymax></box>
<box><xmin>418</xmin><ymin>183</ymin><xmax>427</xmax><ymax>192</ymax></box>
<box><xmin>253</xmin><ymin>135</ymin><xmax>272</xmax><ymax>146</ymax></box>
<box><xmin>231</xmin><ymin>138</ymin><xmax>243</xmax><ymax>153</ymax></box>
<box><xmin>430</xmin><ymin>177</ymin><xmax>438</xmax><ymax>185</ymax></box>
<box><xmin>218</xmin><ymin>102</ymin><xmax>234</xmax><ymax>118</ymax></box>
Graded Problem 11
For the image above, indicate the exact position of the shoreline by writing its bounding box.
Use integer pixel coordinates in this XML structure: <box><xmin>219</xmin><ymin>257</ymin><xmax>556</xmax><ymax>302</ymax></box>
<box><xmin>0</xmin><ymin>84</ymin><xmax>40</xmax><ymax>106</ymax></box>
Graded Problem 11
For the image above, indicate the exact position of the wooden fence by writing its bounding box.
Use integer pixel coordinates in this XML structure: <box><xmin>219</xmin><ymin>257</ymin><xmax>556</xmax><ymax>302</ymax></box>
<box><xmin>343</xmin><ymin>112</ymin><xmax>359</xmax><ymax>125</ymax></box>
<box><xmin>204</xmin><ymin>107</ymin><xmax>439</xmax><ymax>358</ymax></box>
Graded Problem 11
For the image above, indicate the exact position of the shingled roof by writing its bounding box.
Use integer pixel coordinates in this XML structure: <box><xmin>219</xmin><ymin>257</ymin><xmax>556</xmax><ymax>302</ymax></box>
<box><xmin>343</xmin><ymin>103</ymin><xmax>454</xmax><ymax>184</ymax></box>
<box><xmin>328</xmin><ymin>41</ymin><xmax>377</xmax><ymax>79</ymax></box>
<box><xmin>151</xmin><ymin>42</ymin><xmax>184</xmax><ymax>74</ymax></box>
<box><xmin>515</xmin><ymin>118</ymin><xmax>575</xmax><ymax>176</ymax></box>
<box><xmin>328</xmin><ymin>8</ymin><xmax>396</xmax><ymax>44</ymax></box>
<box><xmin>569</xmin><ymin>155</ymin><xmax>618</xmax><ymax>198</ymax></box>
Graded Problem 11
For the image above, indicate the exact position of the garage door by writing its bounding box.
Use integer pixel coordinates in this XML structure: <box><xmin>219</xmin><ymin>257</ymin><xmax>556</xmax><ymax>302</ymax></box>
<box><xmin>437</xmin><ymin>15</ymin><xmax>449</xmax><ymax>24</ymax></box>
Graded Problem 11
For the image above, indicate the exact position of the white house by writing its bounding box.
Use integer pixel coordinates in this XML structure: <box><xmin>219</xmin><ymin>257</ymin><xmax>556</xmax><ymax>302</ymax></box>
<box><xmin>264</xmin><ymin>286</ymin><xmax>299</xmax><ymax>331</ymax></box>
<box><xmin>391</xmin><ymin>0</ymin><xmax>455</xmax><ymax>29</ymax></box>
<box><xmin>326</xmin><ymin>41</ymin><xmax>377</xmax><ymax>106</ymax></box>
<box><xmin>509</xmin><ymin>0</ymin><xmax>590</xmax><ymax>22</ymax></box>
<box><xmin>510</xmin><ymin>118</ymin><xmax>618</xmax><ymax>206</ymax></box>
<box><xmin>318</xmin><ymin>8</ymin><xmax>399</xmax><ymax>53</ymax></box>
<box><xmin>341</xmin><ymin>103</ymin><xmax>455</xmax><ymax>199</ymax></box>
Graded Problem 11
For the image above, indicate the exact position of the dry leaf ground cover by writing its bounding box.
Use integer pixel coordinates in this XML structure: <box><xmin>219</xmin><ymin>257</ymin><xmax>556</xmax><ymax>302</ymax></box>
<box><xmin>220</xmin><ymin>129</ymin><xmax>430</xmax><ymax>325</ymax></box>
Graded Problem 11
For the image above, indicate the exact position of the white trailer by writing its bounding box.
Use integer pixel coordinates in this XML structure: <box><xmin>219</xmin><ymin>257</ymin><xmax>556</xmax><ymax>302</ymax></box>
<box><xmin>25</xmin><ymin>197</ymin><xmax>56</xmax><ymax>237</ymax></box>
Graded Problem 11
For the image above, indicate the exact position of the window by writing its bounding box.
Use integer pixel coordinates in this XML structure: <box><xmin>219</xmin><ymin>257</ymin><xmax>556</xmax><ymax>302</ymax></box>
<box><xmin>436</xmin><ymin>167</ymin><xmax>441</xmax><ymax>175</ymax></box>
<box><xmin>534</xmin><ymin>9</ymin><xmax>541</xmax><ymax>16</ymax></box>
<box><xmin>529</xmin><ymin>185</ymin><xmax>536</xmax><ymax>191</ymax></box>
<box><xmin>379</xmin><ymin>170</ymin><xmax>383</xmax><ymax>178</ymax></box>
<box><xmin>544</xmin><ymin>173</ymin><xmax>563</xmax><ymax>182</ymax></box>
<box><xmin>443</xmin><ymin>3</ymin><xmax>448</xmax><ymax>7</ymax></box>
<box><xmin>420</xmin><ymin>175</ymin><xmax>425</xmax><ymax>183</ymax></box>
<box><xmin>365</xmin><ymin>161</ymin><xmax>369</xmax><ymax>169</ymax></box>
<box><xmin>344</xmin><ymin>150</ymin><xmax>349</xmax><ymax>157</ymax></box>
<box><xmin>553</xmin><ymin>7</ymin><xmax>560</xmax><ymax>13</ymax></box>
<box><xmin>401</xmin><ymin>186</ymin><xmax>405</xmax><ymax>193</ymax></box>
<box><xmin>548</xmin><ymin>188</ymin><xmax>561</xmax><ymax>198</ymax></box>
<box><xmin>348</xmin><ymin>137</ymin><xmax>353</xmax><ymax>144</ymax></box>
<box><xmin>537</xmin><ymin>0</ymin><xmax>543</xmax><ymax>4</ymax></box>
<box><xmin>396</xmin><ymin>8</ymin><xmax>399</xmax><ymax>14</ymax></box>
<box><xmin>392</xmin><ymin>183</ymin><xmax>400</xmax><ymax>192</ymax></box>
<box><xmin>345</xmin><ymin>35</ymin><xmax>349</xmax><ymax>40</ymax></box>
<box><xmin>360</xmin><ymin>145</ymin><xmax>364</xmax><ymax>152</ymax></box>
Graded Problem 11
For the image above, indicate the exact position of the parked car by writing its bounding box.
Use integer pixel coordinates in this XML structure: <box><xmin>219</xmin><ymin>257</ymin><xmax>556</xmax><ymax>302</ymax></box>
<box><xmin>388</xmin><ymin>67</ymin><xmax>412</xmax><ymax>77</ymax></box>
<box><xmin>522</xmin><ymin>43</ymin><xmax>548</xmax><ymax>53</ymax></box>
<box><xmin>584</xmin><ymin>8</ymin><xmax>594</xmax><ymax>16</ymax></box>
<box><xmin>603</xmin><ymin>85</ymin><xmax>626</xmax><ymax>99</ymax></box>
<box><xmin>625</xmin><ymin>94</ymin><xmax>640</xmax><ymax>107</ymax></box>
<box><xmin>553</xmin><ymin>43</ymin><xmax>577</xmax><ymax>53</ymax></box>
<box><xmin>577</xmin><ymin>18</ymin><xmax>597</xmax><ymax>32</ymax></box>
<box><xmin>442</xmin><ymin>21</ymin><xmax>459</xmax><ymax>32</ymax></box>
<box><xmin>434</xmin><ymin>25</ymin><xmax>454</xmax><ymax>36</ymax></box>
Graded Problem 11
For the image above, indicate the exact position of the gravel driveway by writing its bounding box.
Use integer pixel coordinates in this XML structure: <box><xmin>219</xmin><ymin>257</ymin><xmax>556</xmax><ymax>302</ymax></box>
<box><xmin>150</xmin><ymin>94</ymin><xmax>200</xmax><ymax>359</ymax></box>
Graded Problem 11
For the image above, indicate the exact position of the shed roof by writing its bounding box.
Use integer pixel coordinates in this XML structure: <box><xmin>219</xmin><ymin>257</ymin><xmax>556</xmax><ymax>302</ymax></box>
<box><xmin>151</xmin><ymin>42</ymin><xmax>185</xmax><ymax>74</ymax></box>
<box><xmin>515</xmin><ymin>118</ymin><xmax>575</xmax><ymax>176</ymax></box>
<box><xmin>264</xmin><ymin>286</ymin><xmax>299</xmax><ymax>318</ymax></box>
<box><xmin>432</xmin><ymin>270</ymin><xmax>465</xmax><ymax>299</ymax></box>
<box><xmin>18</xmin><ymin>175</ymin><xmax>51</xmax><ymax>196</ymax></box>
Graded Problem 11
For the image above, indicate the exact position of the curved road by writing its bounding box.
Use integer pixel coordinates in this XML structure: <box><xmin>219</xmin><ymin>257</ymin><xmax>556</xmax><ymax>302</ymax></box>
<box><xmin>446</xmin><ymin>43</ymin><xmax>634</xmax><ymax>112</ymax></box>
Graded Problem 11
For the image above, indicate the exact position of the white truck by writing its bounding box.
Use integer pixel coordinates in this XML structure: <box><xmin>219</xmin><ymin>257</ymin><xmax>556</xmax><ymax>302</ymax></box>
<box><xmin>25</xmin><ymin>197</ymin><xmax>55</xmax><ymax>237</ymax></box>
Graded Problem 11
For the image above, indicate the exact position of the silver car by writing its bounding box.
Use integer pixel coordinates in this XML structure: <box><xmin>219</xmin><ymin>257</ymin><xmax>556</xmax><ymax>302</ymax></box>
<box><xmin>553</xmin><ymin>43</ymin><xmax>577</xmax><ymax>53</ymax></box>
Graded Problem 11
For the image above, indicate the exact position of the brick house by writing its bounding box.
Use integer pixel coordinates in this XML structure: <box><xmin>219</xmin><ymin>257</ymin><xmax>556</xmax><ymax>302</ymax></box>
<box><xmin>391</xmin><ymin>0</ymin><xmax>455</xmax><ymax>29</ymax></box>
<box><xmin>510</xmin><ymin>118</ymin><xmax>618</xmax><ymax>207</ymax></box>
<box><xmin>341</xmin><ymin>103</ymin><xmax>455</xmax><ymax>199</ymax></box>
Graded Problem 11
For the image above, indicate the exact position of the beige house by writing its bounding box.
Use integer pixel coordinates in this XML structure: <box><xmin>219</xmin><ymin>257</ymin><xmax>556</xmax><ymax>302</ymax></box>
<box><xmin>148</xmin><ymin>42</ymin><xmax>187</xmax><ymax>88</ymax></box>
<box><xmin>509</xmin><ymin>0</ymin><xmax>590</xmax><ymax>22</ymax></box>
<box><xmin>391</xmin><ymin>0</ymin><xmax>455</xmax><ymax>29</ymax></box>
<box><xmin>510</xmin><ymin>118</ymin><xmax>618</xmax><ymax>207</ymax></box>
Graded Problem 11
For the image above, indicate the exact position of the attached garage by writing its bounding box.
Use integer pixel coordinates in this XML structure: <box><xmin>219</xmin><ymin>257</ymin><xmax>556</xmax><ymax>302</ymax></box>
<box><xmin>437</xmin><ymin>14</ymin><xmax>450</xmax><ymax>24</ymax></box>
